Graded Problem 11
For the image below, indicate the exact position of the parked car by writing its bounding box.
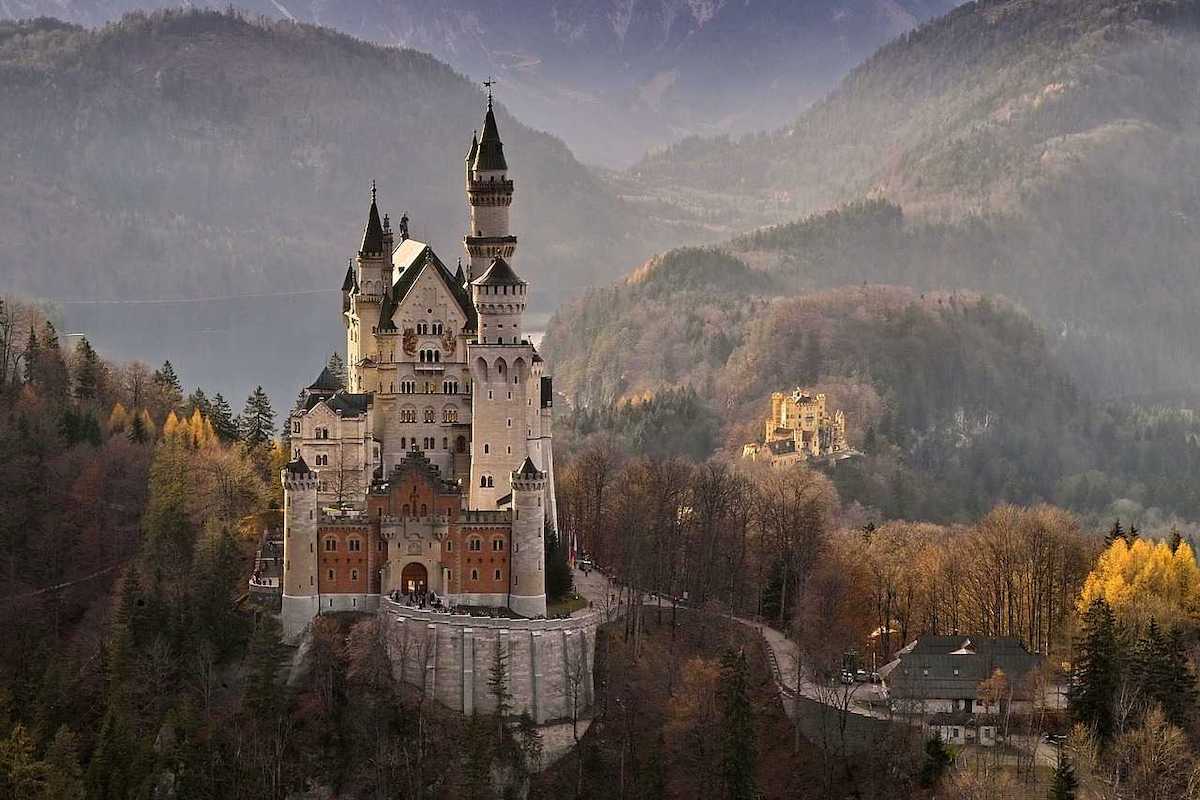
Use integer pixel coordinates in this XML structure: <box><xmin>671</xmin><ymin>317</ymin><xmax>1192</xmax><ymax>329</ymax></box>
<box><xmin>854</xmin><ymin>669</ymin><xmax>870</xmax><ymax>683</ymax></box>
<box><xmin>840</xmin><ymin>670</ymin><xmax>855</xmax><ymax>685</ymax></box>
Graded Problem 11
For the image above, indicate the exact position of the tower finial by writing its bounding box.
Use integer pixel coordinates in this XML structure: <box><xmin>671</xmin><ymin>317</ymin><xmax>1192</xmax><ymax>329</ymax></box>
<box><xmin>371</xmin><ymin>179</ymin><xmax>377</xmax><ymax>203</ymax></box>
<box><xmin>483</xmin><ymin>77</ymin><xmax>495</xmax><ymax>108</ymax></box>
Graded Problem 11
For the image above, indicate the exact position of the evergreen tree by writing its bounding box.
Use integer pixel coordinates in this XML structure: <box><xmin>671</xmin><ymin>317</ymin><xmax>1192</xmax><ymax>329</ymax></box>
<box><xmin>1105</xmin><ymin>519</ymin><xmax>1126</xmax><ymax>547</ymax></box>
<box><xmin>1161</xmin><ymin>627</ymin><xmax>1198</xmax><ymax>729</ymax></box>
<box><xmin>22</xmin><ymin>325</ymin><xmax>39</xmax><ymax>386</ymax></box>
<box><xmin>210</xmin><ymin>393</ymin><xmax>239</xmax><ymax>443</ymax></box>
<box><xmin>718</xmin><ymin>648</ymin><xmax>756</xmax><ymax>800</ymax></box>
<box><xmin>244</xmin><ymin>616</ymin><xmax>285</xmax><ymax>717</ymax></box>
<box><xmin>919</xmin><ymin>736</ymin><xmax>952</xmax><ymax>787</ymax></box>
<box><xmin>545</xmin><ymin>528</ymin><xmax>574</xmax><ymax>603</ymax></box>
<box><xmin>153</xmin><ymin>360</ymin><xmax>182</xmax><ymax>404</ymax></box>
<box><xmin>127</xmin><ymin>411</ymin><xmax>148</xmax><ymax>444</ymax></box>
<box><xmin>184</xmin><ymin>388</ymin><xmax>211</xmax><ymax>419</ymax></box>
<box><xmin>1068</xmin><ymin>598</ymin><xmax>1121</xmax><ymax>742</ymax></box>
<box><xmin>240</xmin><ymin>386</ymin><xmax>276</xmax><ymax>446</ymax></box>
<box><xmin>42</xmin><ymin>726</ymin><xmax>85</xmax><ymax>800</ymax></box>
<box><xmin>327</xmin><ymin>352</ymin><xmax>347</xmax><ymax>388</ymax></box>
<box><xmin>488</xmin><ymin>642</ymin><xmax>513</xmax><ymax>729</ymax></box>
<box><xmin>515</xmin><ymin>712</ymin><xmax>543</xmax><ymax>776</ymax></box>
<box><xmin>462</xmin><ymin>713</ymin><xmax>495</xmax><ymax>800</ymax></box>
<box><xmin>72</xmin><ymin>336</ymin><xmax>100</xmax><ymax>401</ymax></box>
<box><xmin>1169</xmin><ymin>526</ymin><xmax>1184</xmax><ymax>553</ymax></box>
<box><xmin>1048</xmin><ymin>753</ymin><xmax>1078</xmax><ymax>800</ymax></box>
<box><xmin>1128</xmin><ymin>524</ymin><xmax>1140</xmax><ymax>543</ymax></box>
<box><xmin>35</xmin><ymin>321</ymin><xmax>70</xmax><ymax>399</ymax></box>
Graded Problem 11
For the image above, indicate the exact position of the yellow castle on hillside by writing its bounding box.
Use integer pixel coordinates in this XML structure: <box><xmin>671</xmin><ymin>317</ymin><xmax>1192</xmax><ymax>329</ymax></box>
<box><xmin>743</xmin><ymin>389</ymin><xmax>848</xmax><ymax>465</ymax></box>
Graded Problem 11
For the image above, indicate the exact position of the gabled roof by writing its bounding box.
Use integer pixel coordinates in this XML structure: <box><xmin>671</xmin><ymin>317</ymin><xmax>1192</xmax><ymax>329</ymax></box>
<box><xmin>473</xmin><ymin>100</ymin><xmax>507</xmax><ymax>172</ymax></box>
<box><xmin>307</xmin><ymin>366</ymin><xmax>342</xmax><ymax>393</ymax></box>
<box><xmin>465</xmin><ymin>131</ymin><xmax>478</xmax><ymax>164</ymax></box>
<box><xmin>472</xmin><ymin>257</ymin><xmax>524</xmax><ymax>287</ymax></box>
<box><xmin>341</xmin><ymin>261</ymin><xmax>357</xmax><ymax>292</ymax></box>
<box><xmin>884</xmin><ymin>636</ymin><xmax>1041</xmax><ymax>701</ymax></box>
<box><xmin>384</xmin><ymin>239</ymin><xmax>477</xmax><ymax>332</ymax></box>
<box><xmin>303</xmin><ymin>391</ymin><xmax>371</xmax><ymax>417</ymax></box>
<box><xmin>372</xmin><ymin>449</ymin><xmax>460</xmax><ymax>495</ymax></box>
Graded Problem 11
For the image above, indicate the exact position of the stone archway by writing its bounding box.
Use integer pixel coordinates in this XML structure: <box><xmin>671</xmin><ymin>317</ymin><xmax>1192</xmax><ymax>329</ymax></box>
<box><xmin>401</xmin><ymin>562</ymin><xmax>428</xmax><ymax>595</ymax></box>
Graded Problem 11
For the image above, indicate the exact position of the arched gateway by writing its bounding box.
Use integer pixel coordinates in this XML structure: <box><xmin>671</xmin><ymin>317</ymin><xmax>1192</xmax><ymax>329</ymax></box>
<box><xmin>400</xmin><ymin>562</ymin><xmax>428</xmax><ymax>594</ymax></box>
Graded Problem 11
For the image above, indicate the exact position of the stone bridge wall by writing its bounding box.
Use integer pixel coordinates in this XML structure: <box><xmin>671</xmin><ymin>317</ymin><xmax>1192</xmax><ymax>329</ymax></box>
<box><xmin>379</xmin><ymin>600</ymin><xmax>597</xmax><ymax>724</ymax></box>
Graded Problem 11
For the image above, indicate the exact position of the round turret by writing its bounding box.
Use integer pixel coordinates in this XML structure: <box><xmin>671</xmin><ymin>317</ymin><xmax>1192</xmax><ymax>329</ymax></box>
<box><xmin>509</xmin><ymin>457</ymin><xmax>547</xmax><ymax>618</ymax></box>
<box><xmin>281</xmin><ymin>456</ymin><xmax>321</xmax><ymax>640</ymax></box>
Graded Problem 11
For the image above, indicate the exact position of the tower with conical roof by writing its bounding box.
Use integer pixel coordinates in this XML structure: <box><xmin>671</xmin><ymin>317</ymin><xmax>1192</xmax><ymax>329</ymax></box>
<box><xmin>346</xmin><ymin>182</ymin><xmax>394</xmax><ymax>390</ymax></box>
<box><xmin>463</xmin><ymin>92</ymin><xmax>516</xmax><ymax>283</ymax></box>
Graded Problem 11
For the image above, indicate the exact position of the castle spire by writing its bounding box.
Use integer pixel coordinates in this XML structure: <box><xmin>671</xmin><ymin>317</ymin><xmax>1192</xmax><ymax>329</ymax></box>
<box><xmin>473</xmin><ymin>87</ymin><xmax>507</xmax><ymax>173</ymax></box>
<box><xmin>359</xmin><ymin>180</ymin><xmax>384</xmax><ymax>256</ymax></box>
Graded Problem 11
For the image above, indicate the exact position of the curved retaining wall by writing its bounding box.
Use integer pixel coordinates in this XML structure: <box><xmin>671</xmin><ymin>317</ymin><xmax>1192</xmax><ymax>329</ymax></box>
<box><xmin>379</xmin><ymin>600</ymin><xmax>597</xmax><ymax>724</ymax></box>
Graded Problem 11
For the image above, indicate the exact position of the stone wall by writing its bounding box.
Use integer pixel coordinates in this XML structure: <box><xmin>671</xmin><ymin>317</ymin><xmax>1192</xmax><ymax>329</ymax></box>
<box><xmin>379</xmin><ymin>600</ymin><xmax>596</xmax><ymax>724</ymax></box>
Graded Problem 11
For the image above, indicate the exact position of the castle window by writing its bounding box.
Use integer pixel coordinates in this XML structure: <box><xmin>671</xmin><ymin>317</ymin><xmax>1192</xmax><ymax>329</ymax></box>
<box><xmin>324</xmin><ymin>539</ymin><xmax>337</xmax><ymax>551</ymax></box>
<box><xmin>401</xmin><ymin>437</ymin><xmax>407</xmax><ymax>449</ymax></box>
<box><xmin>442</xmin><ymin>437</ymin><xmax>448</xmax><ymax>449</ymax></box>
<box><xmin>443</xmin><ymin>406</ymin><xmax>458</xmax><ymax>423</ymax></box>
<box><xmin>424</xmin><ymin>408</ymin><xmax>435</xmax><ymax>423</ymax></box>
<box><xmin>401</xmin><ymin>380</ymin><xmax>415</xmax><ymax>394</ymax></box>
<box><xmin>486</xmin><ymin>476</ymin><xmax>495</xmax><ymax>488</ymax></box>
<box><xmin>494</xmin><ymin>569</ymin><xmax>501</xmax><ymax>581</ymax></box>
<box><xmin>492</xmin><ymin>539</ymin><xmax>505</xmax><ymax>552</ymax></box>
<box><xmin>506</xmin><ymin>446</ymin><xmax>512</xmax><ymax>455</ymax></box>
<box><xmin>514</xmin><ymin>375</ymin><xmax>519</xmax><ymax>384</ymax></box>
<box><xmin>514</xmin><ymin>575</ymin><xmax>518</xmax><ymax>586</ymax></box>
<box><xmin>327</xmin><ymin>569</ymin><xmax>335</xmax><ymax>580</ymax></box>
<box><xmin>379</xmin><ymin>540</ymin><xmax>386</xmax><ymax>552</ymax></box>
<box><xmin>483</xmin><ymin>444</ymin><xmax>490</xmax><ymax>454</ymax></box>
<box><xmin>351</xmin><ymin>569</ymin><xmax>359</xmax><ymax>582</ymax></box>
<box><xmin>471</xmin><ymin>569</ymin><xmax>479</xmax><ymax>581</ymax></box>
<box><xmin>434</xmin><ymin>350</ymin><xmax>441</xmax><ymax>363</ymax></box>
<box><xmin>292</xmin><ymin>421</ymin><xmax>300</xmax><ymax>433</ymax></box>
<box><xmin>480</xmin><ymin>476</ymin><xmax>488</xmax><ymax>488</ymax></box>
<box><xmin>488</xmin><ymin>390</ymin><xmax>494</xmax><ymax>400</ymax></box>
<box><xmin>506</xmin><ymin>418</ymin><xmax>512</xmax><ymax>428</ymax></box>
<box><xmin>348</xmin><ymin>539</ymin><xmax>361</xmax><ymax>552</ymax></box>
<box><xmin>433</xmin><ymin>322</ymin><xmax>444</xmax><ymax>335</ymax></box>
<box><xmin>420</xmin><ymin>504</ymin><xmax>428</xmax><ymax>516</ymax></box>
<box><xmin>469</xmin><ymin>538</ymin><xmax>482</xmax><ymax>552</ymax></box>
<box><xmin>513</xmin><ymin>337</ymin><xmax>519</xmax><ymax>344</ymax></box>
<box><xmin>507</xmin><ymin>392</ymin><xmax>512</xmax><ymax>400</ymax></box>
<box><xmin>447</xmin><ymin>540</ymin><xmax>453</xmax><ymax>551</ymax></box>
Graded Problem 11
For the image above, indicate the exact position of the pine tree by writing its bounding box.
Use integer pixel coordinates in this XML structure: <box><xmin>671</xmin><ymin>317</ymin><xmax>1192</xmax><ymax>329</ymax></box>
<box><xmin>151</xmin><ymin>360</ymin><xmax>182</xmax><ymax>420</ymax></box>
<box><xmin>1169</xmin><ymin>526</ymin><xmax>1184</xmax><ymax>553</ymax></box>
<box><xmin>42</xmin><ymin>725</ymin><xmax>85</xmax><ymax>800</ymax></box>
<box><xmin>244</xmin><ymin>616</ymin><xmax>285</xmax><ymax>717</ymax></box>
<box><xmin>545</xmin><ymin>528</ymin><xmax>574</xmax><ymax>602</ymax></box>
<box><xmin>36</xmin><ymin>321</ymin><xmax>70</xmax><ymax>399</ymax></box>
<box><xmin>1128</xmin><ymin>524</ymin><xmax>1140</xmax><ymax>543</ymax></box>
<box><xmin>240</xmin><ymin>387</ymin><xmax>276</xmax><ymax>446</ymax></box>
<box><xmin>127</xmin><ymin>411</ymin><xmax>148</xmax><ymax>444</ymax></box>
<box><xmin>184</xmin><ymin>388</ymin><xmax>211</xmax><ymax>419</ymax></box>
<box><xmin>22</xmin><ymin>325</ymin><xmax>39</xmax><ymax>386</ymax></box>
<box><xmin>210</xmin><ymin>393</ymin><xmax>238</xmax><ymax>443</ymax></box>
<box><xmin>920</xmin><ymin>736</ymin><xmax>952</xmax><ymax>787</ymax></box>
<box><xmin>327</xmin><ymin>352</ymin><xmax>347</xmax><ymax>388</ymax></box>
<box><xmin>72</xmin><ymin>336</ymin><xmax>100</xmax><ymax>401</ymax></box>
<box><xmin>1069</xmin><ymin>598</ymin><xmax>1121</xmax><ymax>742</ymax></box>
<box><xmin>488</xmin><ymin>642</ymin><xmax>513</xmax><ymax>736</ymax></box>
<box><xmin>1161</xmin><ymin>627</ymin><xmax>1198</xmax><ymax>729</ymax></box>
<box><xmin>718</xmin><ymin>648</ymin><xmax>756</xmax><ymax>800</ymax></box>
<box><xmin>1105</xmin><ymin>519</ymin><xmax>1126</xmax><ymax>547</ymax></box>
<box><xmin>1048</xmin><ymin>753</ymin><xmax>1078</xmax><ymax>800</ymax></box>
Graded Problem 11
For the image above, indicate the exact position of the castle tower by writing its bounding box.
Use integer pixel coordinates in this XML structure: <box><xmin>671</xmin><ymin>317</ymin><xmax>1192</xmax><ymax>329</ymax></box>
<box><xmin>347</xmin><ymin>183</ymin><xmax>389</xmax><ymax>389</ymax></box>
<box><xmin>463</xmin><ymin>94</ymin><xmax>516</xmax><ymax>282</ymax></box>
<box><xmin>281</xmin><ymin>457</ymin><xmax>321</xmax><ymax>640</ymax></box>
<box><xmin>509</xmin><ymin>458</ymin><xmax>547</xmax><ymax>618</ymax></box>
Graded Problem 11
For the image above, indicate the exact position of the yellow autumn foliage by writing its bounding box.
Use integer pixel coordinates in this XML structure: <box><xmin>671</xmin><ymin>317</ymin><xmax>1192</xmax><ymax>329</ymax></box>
<box><xmin>1078</xmin><ymin>538</ymin><xmax>1200</xmax><ymax>627</ymax></box>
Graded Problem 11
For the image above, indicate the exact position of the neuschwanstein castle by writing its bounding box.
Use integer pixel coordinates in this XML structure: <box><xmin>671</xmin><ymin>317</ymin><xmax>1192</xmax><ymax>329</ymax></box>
<box><xmin>280</xmin><ymin>95</ymin><xmax>558</xmax><ymax>639</ymax></box>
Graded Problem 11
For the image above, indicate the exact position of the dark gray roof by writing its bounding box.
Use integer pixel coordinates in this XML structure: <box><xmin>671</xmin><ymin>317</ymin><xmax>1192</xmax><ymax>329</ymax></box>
<box><xmin>285</xmin><ymin>455</ymin><xmax>312</xmax><ymax>476</ymax></box>
<box><xmin>307</xmin><ymin>366</ymin><xmax>342</xmax><ymax>393</ymax></box>
<box><xmin>472</xmin><ymin>257</ymin><xmax>524</xmax><ymax>287</ymax></box>
<box><xmin>884</xmin><ymin>636</ymin><xmax>1041</xmax><ymax>701</ymax></box>
<box><xmin>514</xmin><ymin>457</ymin><xmax>543</xmax><ymax>479</ymax></box>
<box><xmin>473</xmin><ymin>100</ymin><xmax>507</xmax><ymax>172</ymax></box>
<box><xmin>465</xmin><ymin>131</ymin><xmax>478</xmax><ymax>164</ymax></box>
<box><xmin>303</xmin><ymin>391</ymin><xmax>370</xmax><ymax>417</ymax></box>
<box><xmin>359</xmin><ymin>187</ymin><xmax>384</xmax><ymax>255</ymax></box>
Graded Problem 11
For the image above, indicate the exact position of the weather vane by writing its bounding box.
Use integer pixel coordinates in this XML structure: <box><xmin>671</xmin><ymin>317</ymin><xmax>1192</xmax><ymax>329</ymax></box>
<box><xmin>483</xmin><ymin>76</ymin><xmax>496</xmax><ymax>104</ymax></box>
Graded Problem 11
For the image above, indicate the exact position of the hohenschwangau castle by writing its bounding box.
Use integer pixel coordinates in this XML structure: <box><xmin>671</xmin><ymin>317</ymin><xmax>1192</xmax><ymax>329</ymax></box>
<box><xmin>280</xmin><ymin>96</ymin><xmax>559</xmax><ymax>639</ymax></box>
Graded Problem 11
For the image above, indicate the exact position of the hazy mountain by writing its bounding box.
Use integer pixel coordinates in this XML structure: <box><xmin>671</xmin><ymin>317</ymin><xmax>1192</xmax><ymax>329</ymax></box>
<box><xmin>561</xmin><ymin>0</ymin><xmax>1200</xmax><ymax>399</ymax></box>
<box><xmin>0</xmin><ymin>0</ymin><xmax>960</xmax><ymax>167</ymax></box>
<box><xmin>0</xmin><ymin>10</ymin><xmax>686</xmax><ymax>405</ymax></box>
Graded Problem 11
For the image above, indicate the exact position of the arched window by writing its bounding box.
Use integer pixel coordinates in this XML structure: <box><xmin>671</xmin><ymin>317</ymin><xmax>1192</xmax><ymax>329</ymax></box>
<box><xmin>424</xmin><ymin>407</ymin><xmax>435</xmax><ymax>423</ymax></box>
<box><xmin>348</xmin><ymin>538</ymin><xmax>362</xmax><ymax>552</ymax></box>
<box><xmin>494</xmin><ymin>569</ymin><xmax>502</xmax><ymax>581</ymax></box>
<box><xmin>401</xmin><ymin>406</ymin><xmax>417</xmax><ymax>423</ymax></box>
<box><xmin>470</xmin><ymin>568</ymin><xmax>479</xmax><ymax>581</ymax></box>
<box><xmin>492</xmin><ymin>538</ymin><xmax>505</xmax><ymax>552</ymax></box>
<box><xmin>433</xmin><ymin>350</ymin><xmax>441</xmax><ymax>363</ymax></box>
<box><xmin>324</xmin><ymin>538</ymin><xmax>337</xmax><ymax>552</ymax></box>
<box><xmin>469</xmin><ymin>538</ymin><xmax>482</xmax><ymax>552</ymax></box>
<box><xmin>486</xmin><ymin>476</ymin><xmax>495</xmax><ymax>488</ymax></box>
<box><xmin>455</xmin><ymin>436</ymin><xmax>467</xmax><ymax>453</ymax></box>
<box><xmin>480</xmin><ymin>475</ymin><xmax>489</xmax><ymax>488</ymax></box>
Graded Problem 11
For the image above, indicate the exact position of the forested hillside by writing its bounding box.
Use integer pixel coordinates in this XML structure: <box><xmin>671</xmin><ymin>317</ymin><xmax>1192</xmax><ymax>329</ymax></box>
<box><xmin>544</xmin><ymin>234</ymin><xmax>1200</xmax><ymax>523</ymax></box>
<box><xmin>615</xmin><ymin>0</ymin><xmax>1200</xmax><ymax>396</ymax></box>
<box><xmin>0</xmin><ymin>10</ymin><xmax>685</xmax><ymax>405</ymax></box>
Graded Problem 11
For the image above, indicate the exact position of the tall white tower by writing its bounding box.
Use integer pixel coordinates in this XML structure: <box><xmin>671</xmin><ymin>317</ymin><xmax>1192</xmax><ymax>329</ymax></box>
<box><xmin>463</xmin><ymin>94</ymin><xmax>516</xmax><ymax>282</ymax></box>
<box><xmin>281</xmin><ymin>457</ymin><xmax>321</xmax><ymax>640</ymax></box>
